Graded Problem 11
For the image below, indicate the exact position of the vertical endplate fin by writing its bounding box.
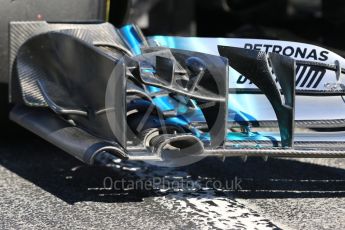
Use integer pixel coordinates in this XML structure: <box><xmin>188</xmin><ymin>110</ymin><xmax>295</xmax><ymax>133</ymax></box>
<box><xmin>269</xmin><ymin>52</ymin><xmax>296</xmax><ymax>147</ymax></box>
<box><xmin>218</xmin><ymin>46</ymin><xmax>295</xmax><ymax>147</ymax></box>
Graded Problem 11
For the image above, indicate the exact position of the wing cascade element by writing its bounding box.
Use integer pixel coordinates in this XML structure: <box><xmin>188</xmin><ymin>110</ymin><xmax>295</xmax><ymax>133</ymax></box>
<box><xmin>218</xmin><ymin>46</ymin><xmax>296</xmax><ymax>147</ymax></box>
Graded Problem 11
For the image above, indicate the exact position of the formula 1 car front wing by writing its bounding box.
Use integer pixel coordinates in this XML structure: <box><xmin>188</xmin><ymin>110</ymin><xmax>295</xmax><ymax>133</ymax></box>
<box><xmin>8</xmin><ymin>21</ymin><xmax>345</xmax><ymax>166</ymax></box>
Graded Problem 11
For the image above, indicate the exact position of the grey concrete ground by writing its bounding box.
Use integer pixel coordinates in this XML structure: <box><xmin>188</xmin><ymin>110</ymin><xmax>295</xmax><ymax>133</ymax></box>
<box><xmin>0</xmin><ymin>134</ymin><xmax>345</xmax><ymax>229</ymax></box>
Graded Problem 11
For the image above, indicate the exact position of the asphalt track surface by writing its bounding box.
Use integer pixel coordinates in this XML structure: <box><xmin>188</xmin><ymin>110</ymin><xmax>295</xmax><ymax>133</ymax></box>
<box><xmin>1</xmin><ymin>132</ymin><xmax>345</xmax><ymax>229</ymax></box>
